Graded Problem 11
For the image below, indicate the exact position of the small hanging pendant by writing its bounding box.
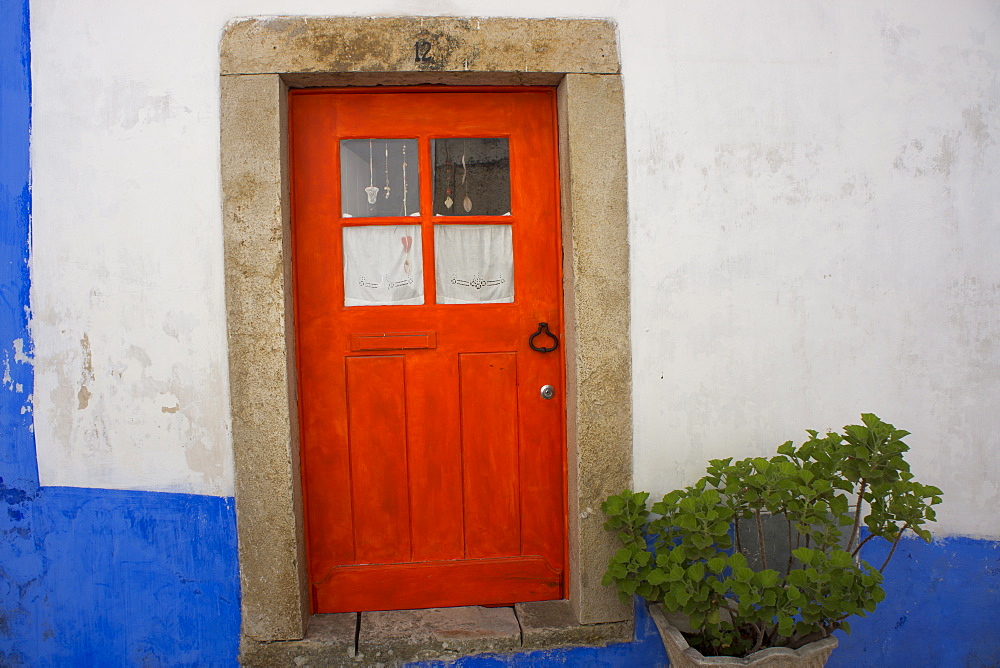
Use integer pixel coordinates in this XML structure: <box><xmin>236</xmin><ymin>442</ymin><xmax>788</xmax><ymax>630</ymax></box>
<box><xmin>365</xmin><ymin>186</ymin><xmax>379</xmax><ymax>204</ymax></box>
<box><xmin>444</xmin><ymin>195</ymin><xmax>453</xmax><ymax>209</ymax></box>
<box><xmin>401</xmin><ymin>235</ymin><xmax>413</xmax><ymax>274</ymax></box>
<box><xmin>383</xmin><ymin>186</ymin><xmax>391</xmax><ymax>200</ymax></box>
<box><xmin>463</xmin><ymin>195</ymin><xmax>472</xmax><ymax>213</ymax></box>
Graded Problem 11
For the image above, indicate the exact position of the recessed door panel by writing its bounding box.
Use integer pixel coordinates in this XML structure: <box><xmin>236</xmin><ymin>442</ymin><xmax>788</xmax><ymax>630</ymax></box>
<box><xmin>460</xmin><ymin>352</ymin><xmax>521</xmax><ymax>559</ymax></box>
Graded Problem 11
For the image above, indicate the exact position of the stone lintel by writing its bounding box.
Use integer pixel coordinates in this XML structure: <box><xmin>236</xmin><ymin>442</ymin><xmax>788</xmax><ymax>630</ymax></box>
<box><xmin>221</xmin><ymin>16</ymin><xmax>620</xmax><ymax>76</ymax></box>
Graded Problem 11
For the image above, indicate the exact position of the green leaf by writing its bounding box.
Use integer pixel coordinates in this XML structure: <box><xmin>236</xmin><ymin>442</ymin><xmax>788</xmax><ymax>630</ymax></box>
<box><xmin>728</xmin><ymin>552</ymin><xmax>748</xmax><ymax>569</ymax></box>
<box><xmin>707</xmin><ymin>557</ymin><xmax>726</xmax><ymax>574</ymax></box>
<box><xmin>602</xmin><ymin>495</ymin><xmax>624</xmax><ymax>515</ymax></box>
<box><xmin>792</xmin><ymin>547</ymin><xmax>816</xmax><ymax>565</ymax></box>
<box><xmin>613</xmin><ymin>547</ymin><xmax>633</xmax><ymax>563</ymax></box>
<box><xmin>830</xmin><ymin>550</ymin><xmax>853</xmax><ymax>568</ymax></box>
<box><xmin>691</xmin><ymin>534</ymin><xmax>713</xmax><ymax>550</ymax></box>
<box><xmin>755</xmin><ymin>569</ymin><xmax>779</xmax><ymax>587</ymax></box>
<box><xmin>647</xmin><ymin>569</ymin><xmax>667</xmax><ymax>585</ymax></box>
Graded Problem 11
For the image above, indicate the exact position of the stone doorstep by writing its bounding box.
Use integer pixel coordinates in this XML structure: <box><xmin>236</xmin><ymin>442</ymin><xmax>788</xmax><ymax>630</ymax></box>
<box><xmin>240</xmin><ymin>601</ymin><xmax>633</xmax><ymax>667</ymax></box>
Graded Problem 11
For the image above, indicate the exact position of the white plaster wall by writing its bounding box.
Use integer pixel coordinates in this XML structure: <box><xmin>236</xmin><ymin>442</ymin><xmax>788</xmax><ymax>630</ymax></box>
<box><xmin>30</xmin><ymin>1</ymin><xmax>999</xmax><ymax>533</ymax></box>
<box><xmin>627</xmin><ymin>2</ymin><xmax>1000</xmax><ymax>539</ymax></box>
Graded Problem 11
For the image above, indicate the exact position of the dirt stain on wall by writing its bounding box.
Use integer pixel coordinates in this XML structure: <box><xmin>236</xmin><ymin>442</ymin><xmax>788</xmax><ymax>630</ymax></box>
<box><xmin>77</xmin><ymin>334</ymin><xmax>94</xmax><ymax>410</ymax></box>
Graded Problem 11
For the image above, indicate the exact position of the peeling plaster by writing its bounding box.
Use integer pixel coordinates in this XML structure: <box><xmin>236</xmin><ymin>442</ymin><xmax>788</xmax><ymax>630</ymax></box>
<box><xmin>76</xmin><ymin>333</ymin><xmax>94</xmax><ymax>410</ymax></box>
<box><xmin>963</xmin><ymin>104</ymin><xmax>994</xmax><ymax>154</ymax></box>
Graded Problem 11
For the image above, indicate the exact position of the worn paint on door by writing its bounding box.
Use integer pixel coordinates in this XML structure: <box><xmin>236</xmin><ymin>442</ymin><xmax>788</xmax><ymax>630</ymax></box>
<box><xmin>290</xmin><ymin>88</ymin><xmax>566</xmax><ymax>613</ymax></box>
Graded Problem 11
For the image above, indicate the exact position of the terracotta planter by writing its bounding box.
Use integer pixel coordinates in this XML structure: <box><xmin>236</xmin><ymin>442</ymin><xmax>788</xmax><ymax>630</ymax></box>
<box><xmin>648</xmin><ymin>605</ymin><xmax>838</xmax><ymax>667</ymax></box>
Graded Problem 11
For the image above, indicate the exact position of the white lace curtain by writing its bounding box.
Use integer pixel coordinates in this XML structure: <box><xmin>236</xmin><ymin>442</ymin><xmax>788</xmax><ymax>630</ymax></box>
<box><xmin>342</xmin><ymin>225</ymin><xmax>423</xmax><ymax>306</ymax></box>
<box><xmin>342</xmin><ymin>224</ymin><xmax>514</xmax><ymax>306</ymax></box>
<box><xmin>434</xmin><ymin>225</ymin><xmax>514</xmax><ymax>304</ymax></box>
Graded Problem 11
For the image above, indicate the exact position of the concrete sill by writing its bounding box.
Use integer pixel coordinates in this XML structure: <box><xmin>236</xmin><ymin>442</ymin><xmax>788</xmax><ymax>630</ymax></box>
<box><xmin>241</xmin><ymin>600</ymin><xmax>633</xmax><ymax>667</ymax></box>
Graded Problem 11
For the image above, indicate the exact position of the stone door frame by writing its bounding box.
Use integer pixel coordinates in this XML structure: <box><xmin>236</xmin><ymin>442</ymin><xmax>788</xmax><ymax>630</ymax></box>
<box><xmin>220</xmin><ymin>16</ymin><xmax>632</xmax><ymax>641</ymax></box>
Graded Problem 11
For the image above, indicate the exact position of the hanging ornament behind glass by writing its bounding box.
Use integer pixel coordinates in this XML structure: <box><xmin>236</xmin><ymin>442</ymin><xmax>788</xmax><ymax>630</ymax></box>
<box><xmin>364</xmin><ymin>139</ymin><xmax>379</xmax><ymax>205</ymax></box>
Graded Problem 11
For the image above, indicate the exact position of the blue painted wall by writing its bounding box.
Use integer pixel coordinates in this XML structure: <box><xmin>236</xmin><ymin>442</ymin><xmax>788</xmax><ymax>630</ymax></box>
<box><xmin>829</xmin><ymin>535</ymin><xmax>1000</xmax><ymax>668</ymax></box>
<box><xmin>408</xmin><ymin>537</ymin><xmax>1000</xmax><ymax>668</ymax></box>
<box><xmin>1</xmin><ymin>0</ymin><xmax>41</xmax><ymax>658</ymax></box>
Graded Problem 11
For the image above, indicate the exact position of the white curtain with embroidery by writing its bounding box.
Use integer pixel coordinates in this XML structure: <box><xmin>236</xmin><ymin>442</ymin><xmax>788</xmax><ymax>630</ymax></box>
<box><xmin>342</xmin><ymin>225</ymin><xmax>423</xmax><ymax>306</ymax></box>
<box><xmin>434</xmin><ymin>225</ymin><xmax>514</xmax><ymax>304</ymax></box>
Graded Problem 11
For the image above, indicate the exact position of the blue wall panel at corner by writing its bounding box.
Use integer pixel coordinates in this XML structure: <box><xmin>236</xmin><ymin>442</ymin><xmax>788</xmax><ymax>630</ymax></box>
<box><xmin>2</xmin><ymin>486</ymin><xmax>240</xmax><ymax>667</ymax></box>
<box><xmin>829</xmin><ymin>535</ymin><xmax>1000</xmax><ymax>668</ymax></box>
<box><xmin>27</xmin><ymin>488</ymin><xmax>241</xmax><ymax>667</ymax></box>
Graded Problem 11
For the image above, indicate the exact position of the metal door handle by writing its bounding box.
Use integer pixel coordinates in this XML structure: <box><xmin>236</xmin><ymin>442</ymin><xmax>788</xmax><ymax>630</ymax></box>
<box><xmin>529</xmin><ymin>322</ymin><xmax>559</xmax><ymax>353</ymax></box>
<box><xmin>540</xmin><ymin>385</ymin><xmax>556</xmax><ymax>400</ymax></box>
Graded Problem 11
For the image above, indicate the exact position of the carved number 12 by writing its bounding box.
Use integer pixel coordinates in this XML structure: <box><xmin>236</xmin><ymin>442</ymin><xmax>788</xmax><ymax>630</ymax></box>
<box><xmin>415</xmin><ymin>40</ymin><xmax>432</xmax><ymax>63</ymax></box>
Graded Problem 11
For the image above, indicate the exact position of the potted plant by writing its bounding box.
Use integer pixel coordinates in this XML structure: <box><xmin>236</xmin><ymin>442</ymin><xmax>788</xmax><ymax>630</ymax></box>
<box><xmin>602</xmin><ymin>414</ymin><xmax>942</xmax><ymax>666</ymax></box>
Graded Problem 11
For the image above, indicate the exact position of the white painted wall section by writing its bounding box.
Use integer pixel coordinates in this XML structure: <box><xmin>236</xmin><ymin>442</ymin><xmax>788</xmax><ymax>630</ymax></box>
<box><xmin>29</xmin><ymin>0</ymin><xmax>1000</xmax><ymax>536</ymax></box>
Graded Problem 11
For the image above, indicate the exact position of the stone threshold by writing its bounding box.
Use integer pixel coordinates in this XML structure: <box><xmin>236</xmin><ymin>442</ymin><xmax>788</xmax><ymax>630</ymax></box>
<box><xmin>241</xmin><ymin>600</ymin><xmax>633</xmax><ymax>667</ymax></box>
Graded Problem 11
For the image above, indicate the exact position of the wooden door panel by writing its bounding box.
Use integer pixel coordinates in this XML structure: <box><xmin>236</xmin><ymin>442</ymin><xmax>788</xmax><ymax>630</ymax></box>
<box><xmin>292</xmin><ymin>88</ymin><xmax>566</xmax><ymax>613</ymax></box>
<box><xmin>313</xmin><ymin>556</ymin><xmax>561</xmax><ymax>613</ymax></box>
<box><xmin>518</xmin><ymin>368</ymin><xmax>567</xmax><ymax>561</ymax></box>
<box><xmin>459</xmin><ymin>352</ymin><xmax>522</xmax><ymax>559</ymax></box>
<box><xmin>404</xmin><ymin>350</ymin><xmax>465</xmax><ymax>562</ymax></box>
<box><xmin>345</xmin><ymin>355</ymin><xmax>412</xmax><ymax>564</ymax></box>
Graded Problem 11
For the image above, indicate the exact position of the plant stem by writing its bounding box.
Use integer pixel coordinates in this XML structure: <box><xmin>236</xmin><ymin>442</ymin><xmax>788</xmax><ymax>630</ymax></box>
<box><xmin>851</xmin><ymin>532</ymin><xmax>876</xmax><ymax>557</ymax></box>
<box><xmin>735</xmin><ymin>516</ymin><xmax>742</xmax><ymax>555</ymax></box>
<box><xmin>750</xmin><ymin>620</ymin><xmax>765</xmax><ymax>652</ymax></box>
<box><xmin>788</xmin><ymin>622</ymin><xmax>836</xmax><ymax>650</ymax></box>
<box><xmin>755</xmin><ymin>509</ymin><xmax>767</xmax><ymax>571</ymax></box>
<box><xmin>879</xmin><ymin>523</ymin><xmax>908</xmax><ymax>573</ymax></box>
<box><xmin>786</xmin><ymin>515</ymin><xmax>793</xmax><ymax>575</ymax></box>
<box><xmin>848</xmin><ymin>479</ymin><xmax>868</xmax><ymax>553</ymax></box>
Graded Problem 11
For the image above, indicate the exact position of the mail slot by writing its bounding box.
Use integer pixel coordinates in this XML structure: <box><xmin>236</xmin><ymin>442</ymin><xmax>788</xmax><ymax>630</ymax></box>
<box><xmin>350</xmin><ymin>331</ymin><xmax>437</xmax><ymax>351</ymax></box>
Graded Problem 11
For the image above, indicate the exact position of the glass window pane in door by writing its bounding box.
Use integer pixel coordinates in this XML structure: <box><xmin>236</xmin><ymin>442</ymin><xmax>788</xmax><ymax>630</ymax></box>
<box><xmin>432</xmin><ymin>138</ymin><xmax>510</xmax><ymax>216</ymax></box>
<box><xmin>343</xmin><ymin>225</ymin><xmax>423</xmax><ymax>306</ymax></box>
<box><xmin>434</xmin><ymin>225</ymin><xmax>513</xmax><ymax>304</ymax></box>
<box><xmin>340</xmin><ymin>139</ymin><xmax>420</xmax><ymax>218</ymax></box>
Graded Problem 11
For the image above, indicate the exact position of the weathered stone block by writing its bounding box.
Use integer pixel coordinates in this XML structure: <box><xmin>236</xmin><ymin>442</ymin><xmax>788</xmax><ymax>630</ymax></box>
<box><xmin>516</xmin><ymin>600</ymin><xmax>632</xmax><ymax>649</ymax></box>
<box><xmin>241</xmin><ymin>613</ymin><xmax>357</xmax><ymax>667</ymax></box>
<box><xmin>357</xmin><ymin>606</ymin><xmax>520</xmax><ymax>665</ymax></box>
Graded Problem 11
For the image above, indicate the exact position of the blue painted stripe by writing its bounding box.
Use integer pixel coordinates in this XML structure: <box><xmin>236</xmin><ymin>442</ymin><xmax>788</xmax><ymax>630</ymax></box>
<box><xmin>2</xmin><ymin>487</ymin><xmax>241</xmax><ymax>667</ymax></box>
<box><xmin>409</xmin><ymin>536</ymin><xmax>1000</xmax><ymax>667</ymax></box>
<box><xmin>0</xmin><ymin>0</ymin><xmax>36</xmax><ymax>491</ymax></box>
<box><xmin>830</xmin><ymin>535</ymin><xmax>1000</xmax><ymax>667</ymax></box>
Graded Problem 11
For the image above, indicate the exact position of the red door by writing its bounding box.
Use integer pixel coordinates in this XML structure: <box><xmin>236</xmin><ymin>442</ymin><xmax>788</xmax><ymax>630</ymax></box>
<box><xmin>290</xmin><ymin>88</ymin><xmax>566</xmax><ymax>613</ymax></box>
